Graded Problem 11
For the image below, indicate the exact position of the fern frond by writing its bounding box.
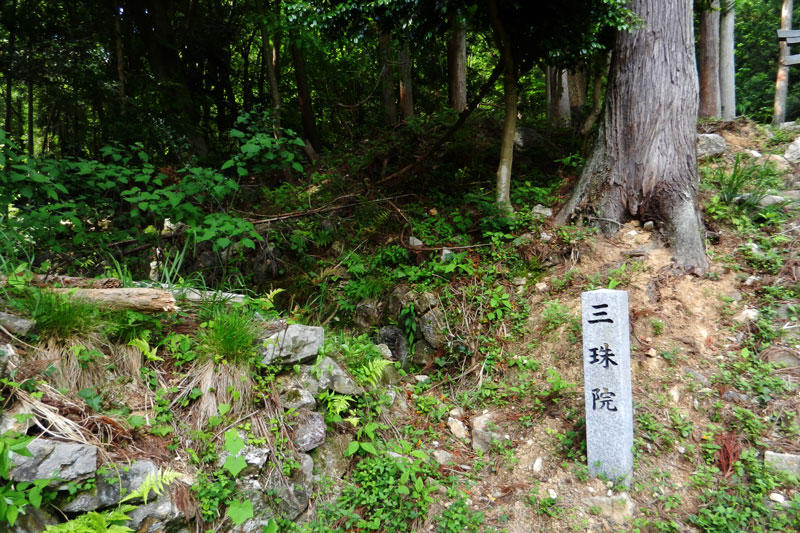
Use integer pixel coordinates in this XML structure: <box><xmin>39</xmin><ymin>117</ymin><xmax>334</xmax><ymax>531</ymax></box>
<box><xmin>120</xmin><ymin>468</ymin><xmax>182</xmax><ymax>505</ymax></box>
<box><xmin>360</xmin><ymin>358</ymin><xmax>392</xmax><ymax>389</ymax></box>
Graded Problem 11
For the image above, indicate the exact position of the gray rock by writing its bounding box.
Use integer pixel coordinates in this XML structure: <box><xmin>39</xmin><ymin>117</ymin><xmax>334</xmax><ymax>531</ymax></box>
<box><xmin>441</xmin><ymin>248</ymin><xmax>454</xmax><ymax>262</ymax></box>
<box><xmin>781</xmin><ymin>189</ymin><xmax>800</xmax><ymax>201</ymax></box>
<box><xmin>531</xmin><ymin>204</ymin><xmax>553</xmax><ymax>218</ymax></box>
<box><xmin>0</xmin><ymin>402</ymin><xmax>34</xmax><ymax>436</ymax></box>
<box><xmin>697</xmin><ymin>133</ymin><xmax>726</xmax><ymax>159</ymax></box>
<box><xmin>354</xmin><ymin>299</ymin><xmax>383</xmax><ymax>329</ymax></box>
<box><xmin>413</xmin><ymin>292</ymin><xmax>439</xmax><ymax>315</ymax></box>
<box><xmin>12</xmin><ymin>507</ymin><xmax>57</xmax><ymax>532</ymax></box>
<box><xmin>263</xmin><ymin>460</ymin><xmax>312</xmax><ymax>520</ymax></box>
<box><xmin>307</xmin><ymin>356</ymin><xmax>362</xmax><ymax>395</ymax></box>
<box><xmin>723</xmin><ymin>390</ymin><xmax>749</xmax><ymax>404</ymax></box>
<box><xmin>447</xmin><ymin>417</ymin><xmax>469</xmax><ymax>440</ymax></box>
<box><xmin>215</xmin><ymin>435</ymin><xmax>270</xmax><ymax>479</ymax></box>
<box><xmin>375</xmin><ymin>343</ymin><xmax>393</xmax><ymax>360</ymax></box>
<box><xmin>312</xmin><ymin>433</ymin><xmax>352</xmax><ymax>483</ymax></box>
<box><xmin>470</xmin><ymin>413</ymin><xmax>508</xmax><ymax>452</ymax></box>
<box><xmin>432</xmin><ymin>450</ymin><xmax>453</xmax><ymax>465</ymax></box>
<box><xmin>291</xmin><ymin>409</ymin><xmax>326</xmax><ymax>452</ymax></box>
<box><xmin>62</xmin><ymin>460</ymin><xmax>159</xmax><ymax>513</ymax></box>
<box><xmin>643</xmin><ymin>221</ymin><xmax>655</xmax><ymax>231</ymax></box>
<box><xmin>259</xmin><ymin>324</ymin><xmax>324</xmax><ymax>366</ymax></box>
<box><xmin>762</xmin><ymin>346</ymin><xmax>800</xmax><ymax>368</ymax></box>
<box><xmin>0</xmin><ymin>311</ymin><xmax>35</xmax><ymax>336</ymax></box>
<box><xmin>784</xmin><ymin>137</ymin><xmax>800</xmax><ymax>164</ymax></box>
<box><xmin>408</xmin><ymin>236</ymin><xmax>424</xmax><ymax>247</ymax></box>
<box><xmin>514</xmin><ymin>126</ymin><xmax>545</xmax><ymax>150</ymax></box>
<box><xmin>762</xmin><ymin>153</ymin><xmax>792</xmax><ymax>172</ymax></box>
<box><xmin>586</xmin><ymin>493</ymin><xmax>634</xmax><ymax>521</ymax></box>
<box><xmin>377</xmin><ymin>326</ymin><xmax>409</xmax><ymax>364</ymax></box>
<box><xmin>410</xmin><ymin>339</ymin><xmax>436</xmax><ymax>367</ymax></box>
<box><xmin>0</xmin><ymin>343</ymin><xmax>16</xmax><ymax>378</ymax></box>
<box><xmin>11</xmin><ymin>439</ymin><xmax>97</xmax><ymax>485</ymax></box>
<box><xmin>278</xmin><ymin>382</ymin><xmax>316</xmax><ymax>410</ymax></box>
<box><xmin>778</xmin><ymin>121</ymin><xmax>800</xmax><ymax>133</ymax></box>
<box><xmin>685</xmin><ymin>369</ymin><xmax>711</xmax><ymax>388</ymax></box>
<box><xmin>758</xmin><ymin>194</ymin><xmax>788</xmax><ymax>207</ymax></box>
<box><xmin>125</xmin><ymin>489</ymin><xmax>185</xmax><ymax>533</ymax></box>
<box><xmin>419</xmin><ymin>308</ymin><xmax>447</xmax><ymax>349</ymax></box>
<box><xmin>765</xmin><ymin>451</ymin><xmax>800</xmax><ymax>476</ymax></box>
<box><xmin>386</xmin><ymin>285</ymin><xmax>413</xmax><ymax>318</ymax></box>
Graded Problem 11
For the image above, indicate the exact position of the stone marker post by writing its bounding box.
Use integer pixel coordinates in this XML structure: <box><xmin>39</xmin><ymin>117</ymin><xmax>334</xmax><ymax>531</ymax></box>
<box><xmin>581</xmin><ymin>289</ymin><xmax>633</xmax><ymax>487</ymax></box>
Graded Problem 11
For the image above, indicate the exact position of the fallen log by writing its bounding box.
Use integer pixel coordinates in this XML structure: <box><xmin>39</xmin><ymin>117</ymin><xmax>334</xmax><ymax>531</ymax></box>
<box><xmin>50</xmin><ymin>288</ymin><xmax>176</xmax><ymax>312</ymax></box>
<box><xmin>0</xmin><ymin>274</ymin><xmax>122</xmax><ymax>289</ymax></box>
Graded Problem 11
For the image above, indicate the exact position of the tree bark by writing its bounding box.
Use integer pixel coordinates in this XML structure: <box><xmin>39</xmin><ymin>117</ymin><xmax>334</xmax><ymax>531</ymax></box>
<box><xmin>291</xmin><ymin>41</ymin><xmax>322</xmax><ymax>153</ymax></box>
<box><xmin>4</xmin><ymin>1</ymin><xmax>16</xmax><ymax>139</ymax></box>
<box><xmin>547</xmin><ymin>66</ymin><xmax>571</xmax><ymax>127</ymax></box>
<box><xmin>379</xmin><ymin>31</ymin><xmax>397</xmax><ymax>126</ymax></box>
<box><xmin>487</xmin><ymin>0</ymin><xmax>516</xmax><ymax>212</ymax></box>
<box><xmin>398</xmin><ymin>42</ymin><xmax>414</xmax><ymax>119</ymax></box>
<box><xmin>50</xmin><ymin>288</ymin><xmax>177</xmax><ymax>313</ymax></box>
<box><xmin>719</xmin><ymin>0</ymin><xmax>735</xmax><ymax>120</ymax></box>
<box><xmin>698</xmin><ymin>0</ymin><xmax>721</xmax><ymax>118</ymax></box>
<box><xmin>568</xmin><ymin>67</ymin><xmax>588</xmax><ymax>130</ymax></box>
<box><xmin>112</xmin><ymin>1</ymin><xmax>126</xmax><ymax>103</ymax></box>
<box><xmin>774</xmin><ymin>0</ymin><xmax>794</xmax><ymax>124</ymax></box>
<box><xmin>260</xmin><ymin>0</ymin><xmax>281</xmax><ymax>135</ymax></box>
<box><xmin>557</xmin><ymin>0</ymin><xmax>707</xmax><ymax>274</ymax></box>
<box><xmin>447</xmin><ymin>15</ymin><xmax>467</xmax><ymax>113</ymax></box>
<box><xmin>26</xmin><ymin>77</ymin><xmax>32</xmax><ymax>156</ymax></box>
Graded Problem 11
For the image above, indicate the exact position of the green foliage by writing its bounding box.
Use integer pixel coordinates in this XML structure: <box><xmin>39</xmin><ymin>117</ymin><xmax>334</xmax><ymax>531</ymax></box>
<box><xmin>0</xmin><ymin>433</ymin><xmax>56</xmax><ymax>527</ymax></box>
<box><xmin>26</xmin><ymin>289</ymin><xmax>99</xmax><ymax>339</ymax></box>
<box><xmin>714</xmin><ymin>348</ymin><xmax>791</xmax><ymax>405</ymax></box>
<box><xmin>197</xmin><ymin>307</ymin><xmax>260</xmax><ymax>365</ymax></box>
<box><xmin>435</xmin><ymin>497</ymin><xmax>484</xmax><ymax>533</ymax></box>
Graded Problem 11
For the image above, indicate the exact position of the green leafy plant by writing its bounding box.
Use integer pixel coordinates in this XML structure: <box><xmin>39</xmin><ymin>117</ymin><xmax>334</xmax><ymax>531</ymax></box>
<box><xmin>0</xmin><ymin>433</ymin><xmax>56</xmax><ymax>527</ymax></box>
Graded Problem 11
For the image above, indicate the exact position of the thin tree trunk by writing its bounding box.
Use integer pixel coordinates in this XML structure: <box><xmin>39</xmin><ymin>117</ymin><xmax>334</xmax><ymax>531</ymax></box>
<box><xmin>379</xmin><ymin>31</ymin><xmax>397</xmax><ymax>126</ymax></box>
<box><xmin>557</xmin><ymin>0</ymin><xmax>707</xmax><ymax>274</ymax></box>
<box><xmin>698</xmin><ymin>0</ymin><xmax>721</xmax><ymax>118</ymax></box>
<box><xmin>26</xmin><ymin>78</ymin><xmax>32</xmax><ymax>156</ymax></box>
<box><xmin>398</xmin><ymin>42</ymin><xmax>413</xmax><ymax>119</ymax></box>
<box><xmin>260</xmin><ymin>0</ymin><xmax>281</xmax><ymax>135</ymax></box>
<box><xmin>774</xmin><ymin>0</ymin><xmax>794</xmax><ymax>124</ymax></box>
<box><xmin>4</xmin><ymin>3</ymin><xmax>16</xmax><ymax>137</ymax></box>
<box><xmin>547</xmin><ymin>67</ymin><xmax>571</xmax><ymax>127</ymax></box>
<box><xmin>580</xmin><ymin>53</ymin><xmax>611</xmax><ymax>136</ymax></box>
<box><xmin>112</xmin><ymin>1</ymin><xmax>125</xmax><ymax>102</ymax></box>
<box><xmin>568</xmin><ymin>67</ymin><xmax>587</xmax><ymax>130</ymax></box>
<box><xmin>291</xmin><ymin>41</ymin><xmax>322</xmax><ymax>152</ymax></box>
<box><xmin>487</xmin><ymin>0</ymin><xmax>515</xmax><ymax>212</ymax></box>
<box><xmin>447</xmin><ymin>15</ymin><xmax>467</xmax><ymax>113</ymax></box>
<box><xmin>719</xmin><ymin>0</ymin><xmax>735</xmax><ymax>120</ymax></box>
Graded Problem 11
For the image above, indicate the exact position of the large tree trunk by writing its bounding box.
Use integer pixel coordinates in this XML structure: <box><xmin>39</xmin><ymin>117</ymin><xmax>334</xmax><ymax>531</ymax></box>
<box><xmin>698</xmin><ymin>0</ymin><xmax>721</xmax><ymax>118</ymax></box>
<box><xmin>291</xmin><ymin>41</ymin><xmax>322</xmax><ymax>153</ymax></box>
<box><xmin>487</xmin><ymin>0</ymin><xmax>516</xmax><ymax>212</ymax></box>
<box><xmin>557</xmin><ymin>0</ymin><xmax>707</xmax><ymax>274</ymax></box>
<box><xmin>774</xmin><ymin>0</ymin><xmax>794</xmax><ymax>124</ymax></box>
<box><xmin>447</xmin><ymin>15</ymin><xmax>467</xmax><ymax>113</ymax></box>
<box><xmin>568</xmin><ymin>67</ymin><xmax>588</xmax><ymax>130</ymax></box>
<box><xmin>398</xmin><ymin>42</ymin><xmax>414</xmax><ymax>119</ymax></box>
<box><xmin>379</xmin><ymin>31</ymin><xmax>397</xmax><ymax>125</ymax></box>
<box><xmin>719</xmin><ymin>0</ymin><xmax>735</xmax><ymax>120</ymax></box>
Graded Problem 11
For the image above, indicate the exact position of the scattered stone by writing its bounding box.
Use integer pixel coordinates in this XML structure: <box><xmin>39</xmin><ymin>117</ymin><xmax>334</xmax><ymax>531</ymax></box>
<box><xmin>642</xmin><ymin>221</ymin><xmax>654</xmax><ymax>231</ymax></box>
<box><xmin>307</xmin><ymin>356</ymin><xmax>362</xmax><ymax>396</ymax></box>
<box><xmin>778</xmin><ymin>121</ymin><xmax>800</xmax><ymax>133</ymax></box>
<box><xmin>311</xmin><ymin>433</ymin><xmax>352</xmax><ymax>484</ymax></box>
<box><xmin>278</xmin><ymin>383</ymin><xmax>316</xmax><ymax>410</ymax></box>
<box><xmin>548</xmin><ymin>488</ymin><xmax>558</xmax><ymax>499</ymax></box>
<box><xmin>0</xmin><ymin>402</ymin><xmax>34</xmax><ymax>435</ymax></box>
<box><xmin>214</xmin><ymin>437</ymin><xmax>270</xmax><ymax>479</ymax></box>
<box><xmin>535</xmin><ymin>282</ymin><xmax>548</xmax><ymax>293</ymax></box>
<box><xmin>668</xmin><ymin>386</ymin><xmax>681</xmax><ymax>404</ymax></box>
<box><xmin>375</xmin><ymin>343</ymin><xmax>393</xmax><ymax>360</ymax></box>
<box><xmin>470</xmin><ymin>412</ymin><xmax>508</xmax><ymax>452</ymax></box>
<box><xmin>0</xmin><ymin>344</ymin><xmax>15</xmax><ymax>378</ymax></box>
<box><xmin>291</xmin><ymin>409</ymin><xmax>326</xmax><ymax>452</ymax></box>
<box><xmin>11</xmin><ymin>440</ymin><xmax>97</xmax><ymax>485</ymax></box>
<box><xmin>697</xmin><ymin>133</ymin><xmax>726</xmax><ymax>159</ymax></box>
<box><xmin>415</xmin><ymin>374</ymin><xmax>430</xmax><ymax>383</ymax></box>
<box><xmin>125</xmin><ymin>488</ymin><xmax>185</xmax><ymax>533</ymax></box>
<box><xmin>782</xmin><ymin>189</ymin><xmax>800</xmax><ymax>201</ymax></box>
<box><xmin>586</xmin><ymin>493</ymin><xmax>634</xmax><ymax>521</ymax></box>
<box><xmin>11</xmin><ymin>507</ymin><xmax>57</xmax><ymax>533</ymax></box>
<box><xmin>449</xmin><ymin>406</ymin><xmax>465</xmax><ymax>418</ymax></box>
<box><xmin>765</xmin><ymin>451</ymin><xmax>800</xmax><ymax>476</ymax></box>
<box><xmin>410</xmin><ymin>339</ymin><xmax>436</xmax><ymax>367</ymax></box>
<box><xmin>432</xmin><ymin>450</ymin><xmax>453</xmax><ymax>465</ymax></box>
<box><xmin>758</xmin><ymin>194</ymin><xmax>787</xmax><ymax>207</ymax></box>
<box><xmin>770</xmin><ymin>492</ymin><xmax>786</xmax><ymax>503</ymax></box>
<box><xmin>646</xmin><ymin>348</ymin><xmax>658</xmax><ymax>357</ymax></box>
<box><xmin>533</xmin><ymin>457</ymin><xmax>543</xmax><ymax>473</ymax></box>
<box><xmin>762</xmin><ymin>153</ymin><xmax>792</xmax><ymax>172</ymax></box>
<box><xmin>409</xmin><ymin>236</ymin><xmax>424</xmax><ymax>247</ymax></box>
<box><xmin>746</xmin><ymin>149</ymin><xmax>763</xmax><ymax>158</ymax></box>
<box><xmin>62</xmin><ymin>461</ymin><xmax>160</xmax><ymax>513</ymax></box>
<box><xmin>441</xmin><ymin>248</ymin><xmax>454</xmax><ymax>262</ymax></box>
<box><xmin>532</xmin><ymin>204</ymin><xmax>553</xmax><ymax>218</ymax></box>
<box><xmin>734</xmin><ymin>308</ymin><xmax>760</xmax><ymax>323</ymax></box>
<box><xmin>377</xmin><ymin>326</ymin><xmax>409</xmax><ymax>364</ymax></box>
<box><xmin>762</xmin><ymin>346</ymin><xmax>800</xmax><ymax>368</ymax></box>
<box><xmin>722</xmin><ymin>390</ymin><xmax>749</xmax><ymax>404</ymax></box>
<box><xmin>784</xmin><ymin>136</ymin><xmax>800</xmax><ymax>164</ymax></box>
<box><xmin>0</xmin><ymin>311</ymin><xmax>35</xmax><ymax>336</ymax></box>
<box><xmin>686</xmin><ymin>369</ymin><xmax>711</xmax><ymax>388</ymax></box>
<box><xmin>744</xmin><ymin>275</ymin><xmax>761</xmax><ymax>286</ymax></box>
<box><xmin>419</xmin><ymin>307</ymin><xmax>447</xmax><ymax>349</ymax></box>
<box><xmin>512</xmin><ymin>276</ymin><xmax>527</xmax><ymax>287</ymax></box>
<box><xmin>448</xmin><ymin>417</ymin><xmax>469</xmax><ymax>440</ymax></box>
<box><xmin>354</xmin><ymin>299</ymin><xmax>383</xmax><ymax>328</ymax></box>
<box><xmin>260</xmin><ymin>325</ymin><xmax>324</xmax><ymax>366</ymax></box>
